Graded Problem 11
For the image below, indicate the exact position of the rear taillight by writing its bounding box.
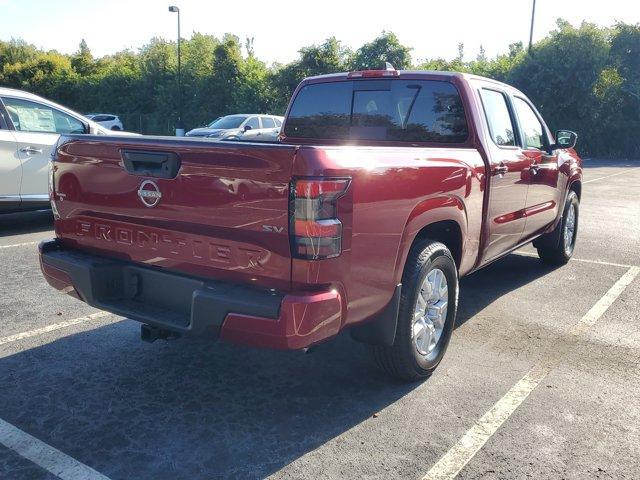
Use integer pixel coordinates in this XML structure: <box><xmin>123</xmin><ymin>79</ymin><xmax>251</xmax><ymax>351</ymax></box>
<box><xmin>290</xmin><ymin>178</ymin><xmax>350</xmax><ymax>260</ymax></box>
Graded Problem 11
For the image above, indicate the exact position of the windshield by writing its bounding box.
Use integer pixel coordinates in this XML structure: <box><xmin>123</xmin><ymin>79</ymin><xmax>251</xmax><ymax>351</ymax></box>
<box><xmin>208</xmin><ymin>115</ymin><xmax>248</xmax><ymax>129</ymax></box>
<box><xmin>284</xmin><ymin>79</ymin><xmax>468</xmax><ymax>143</ymax></box>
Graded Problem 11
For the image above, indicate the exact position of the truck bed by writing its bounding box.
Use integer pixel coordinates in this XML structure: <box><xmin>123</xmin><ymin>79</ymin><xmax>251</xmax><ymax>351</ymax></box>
<box><xmin>52</xmin><ymin>135</ymin><xmax>296</xmax><ymax>291</ymax></box>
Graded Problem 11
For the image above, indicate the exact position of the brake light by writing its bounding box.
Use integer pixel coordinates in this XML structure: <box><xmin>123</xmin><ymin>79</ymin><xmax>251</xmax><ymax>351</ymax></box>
<box><xmin>290</xmin><ymin>178</ymin><xmax>350</xmax><ymax>260</ymax></box>
<box><xmin>347</xmin><ymin>70</ymin><xmax>399</xmax><ymax>78</ymax></box>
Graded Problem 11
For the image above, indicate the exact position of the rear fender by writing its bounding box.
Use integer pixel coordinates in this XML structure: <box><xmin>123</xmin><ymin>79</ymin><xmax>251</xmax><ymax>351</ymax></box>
<box><xmin>393</xmin><ymin>195</ymin><xmax>468</xmax><ymax>284</ymax></box>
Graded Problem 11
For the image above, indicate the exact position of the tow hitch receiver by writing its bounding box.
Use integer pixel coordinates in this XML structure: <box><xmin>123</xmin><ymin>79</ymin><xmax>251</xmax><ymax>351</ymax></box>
<box><xmin>140</xmin><ymin>324</ymin><xmax>181</xmax><ymax>343</ymax></box>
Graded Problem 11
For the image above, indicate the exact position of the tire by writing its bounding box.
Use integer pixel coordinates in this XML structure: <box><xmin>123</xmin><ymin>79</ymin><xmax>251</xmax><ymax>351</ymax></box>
<box><xmin>535</xmin><ymin>190</ymin><xmax>579</xmax><ymax>265</ymax></box>
<box><xmin>370</xmin><ymin>239</ymin><xmax>459</xmax><ymax>381</ymax></box>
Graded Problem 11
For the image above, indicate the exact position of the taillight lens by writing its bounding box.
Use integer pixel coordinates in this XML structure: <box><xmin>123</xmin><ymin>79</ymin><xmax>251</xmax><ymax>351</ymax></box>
<box><xmin>290</xmin><ymin>178</ymin><xmax>350</xmax><ymax>260</ymax></box>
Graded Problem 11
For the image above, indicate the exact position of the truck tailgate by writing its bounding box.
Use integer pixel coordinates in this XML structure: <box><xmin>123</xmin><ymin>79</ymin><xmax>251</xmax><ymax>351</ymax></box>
<box><xmin>52</xmin><ymin>136</ymin><xmax>296</xmax><ymax>291</ymax></box>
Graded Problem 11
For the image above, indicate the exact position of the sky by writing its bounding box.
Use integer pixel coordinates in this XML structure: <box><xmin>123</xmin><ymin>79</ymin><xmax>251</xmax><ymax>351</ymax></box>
<box><xmin>0</xmin><ymin>0</ymin><xmax>638</xmax><ymax>64</ymax></box>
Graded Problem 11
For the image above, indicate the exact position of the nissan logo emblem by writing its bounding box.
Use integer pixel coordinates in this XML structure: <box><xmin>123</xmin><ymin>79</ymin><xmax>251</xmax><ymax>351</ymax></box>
<box><xmin>137</xmin><ymin>180</ymin><xmax>162</xmax><ymax>207</ymax></box>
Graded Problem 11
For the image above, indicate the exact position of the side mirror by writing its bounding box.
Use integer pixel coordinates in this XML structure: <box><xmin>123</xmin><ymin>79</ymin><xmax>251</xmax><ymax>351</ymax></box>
<box><xmin>553</xmin><ymin>130</ymin><xmax>577</xmax><ymax>150</ymax></box>
<box><xmin>243</xmin><ymin>124</ymin><xmax>252</xmax><ymax>132</ymax></box>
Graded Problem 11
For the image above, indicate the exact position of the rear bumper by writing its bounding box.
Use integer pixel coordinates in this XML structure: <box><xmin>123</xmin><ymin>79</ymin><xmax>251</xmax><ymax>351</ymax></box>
<box><xmin>39</xmin><ymin>240</ymin><xmax>343</xmax><ymax>349</ymax></box>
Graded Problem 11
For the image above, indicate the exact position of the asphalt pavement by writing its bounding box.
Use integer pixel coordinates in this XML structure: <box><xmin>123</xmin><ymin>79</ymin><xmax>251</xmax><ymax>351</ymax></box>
<box><xmin>0</xmin><ymin>158</ymin><xmax>638</xmax><ymax>479</ymax></box>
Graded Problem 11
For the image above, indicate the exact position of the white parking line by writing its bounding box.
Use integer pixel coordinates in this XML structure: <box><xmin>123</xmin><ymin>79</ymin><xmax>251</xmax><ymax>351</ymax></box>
<box><xmin>0</xmin><ymin>418</ymin><xmax>111</xmax><ymax>480</ymax></box>
<box><xmin>513</xmin><ymin>251</ymin><xmax>634</xmax><ymax>269</ymax></box>
<box><xmin>583</xmin><ymin>168</ymin><xmax>636</xmax><ymax>184</ymax></box>
<box><xmin>0</xmin><ymin>312</ymin><xmax>111</xmax><ymax>346</ymax></box>
<box><xmin>0</xmin><ymin>241</ymin><xmax>38</xmax><ymax>249</ymax></box>
<box><xmin>421</xmin><ymin>265</ymin><xmax>640</xmax><ymax>480</ymax></box>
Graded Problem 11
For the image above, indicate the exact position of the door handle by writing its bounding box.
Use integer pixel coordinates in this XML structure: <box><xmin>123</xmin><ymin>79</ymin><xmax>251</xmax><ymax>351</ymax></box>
<box><xmin>493</xmin><ymin>163</ymin><xmax>508</xmax><ymax>176</ymax></box>
<box><xmin>20</xmin><ymin>146</ymin><xmax>43</xmax><ymax>155</ymax></box>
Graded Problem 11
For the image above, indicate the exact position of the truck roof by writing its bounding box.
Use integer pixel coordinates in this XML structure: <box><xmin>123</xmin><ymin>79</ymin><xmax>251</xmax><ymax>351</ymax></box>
<box><xmin>301</xmin><ymin>70</ymin><xmax>515</xmax><ymax>91</ymax></box>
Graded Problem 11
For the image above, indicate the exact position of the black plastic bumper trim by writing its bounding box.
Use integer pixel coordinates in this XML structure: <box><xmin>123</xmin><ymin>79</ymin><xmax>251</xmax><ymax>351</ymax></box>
<box><xmin>40</xmin><ymin>240</ymin><xmax>284</xmax><ymax>337</ymax></box>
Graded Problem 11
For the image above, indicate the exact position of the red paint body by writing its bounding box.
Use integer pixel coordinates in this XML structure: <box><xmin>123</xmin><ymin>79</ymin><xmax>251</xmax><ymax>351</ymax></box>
<box><xmin>41</xmin><ymin>71</ymin><xmax>582</xmax><ymax>349</ymax></box>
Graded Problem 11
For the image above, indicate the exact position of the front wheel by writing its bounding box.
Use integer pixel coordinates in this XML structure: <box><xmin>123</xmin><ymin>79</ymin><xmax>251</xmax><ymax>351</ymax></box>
<box><xmin>535</xmin><ymin>190</ymin><xmax>579</xmax><ymax>265</ymax></box>
<box><xmin>370</xmin><ymin>240</ymin><xmax>458</xmax><ymax>381</ymax></box>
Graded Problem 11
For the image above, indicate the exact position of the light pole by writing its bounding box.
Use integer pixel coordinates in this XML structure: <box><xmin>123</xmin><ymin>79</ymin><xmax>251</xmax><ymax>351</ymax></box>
<box><xmin>168</xmin><ymin>5</ymin><xmax>184</xmax><ymax>136</ymax></box>
<box><xmin>528</xmin><ymin>0</ymin><xmax>536</xmax><ymax>55</ymax></box>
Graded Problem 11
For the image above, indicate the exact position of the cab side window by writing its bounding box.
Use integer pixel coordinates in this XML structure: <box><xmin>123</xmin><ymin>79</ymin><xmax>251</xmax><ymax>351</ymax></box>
<box><xmin>480</xmin><ymin>89</ymin><xmax>516</xmax><ymax>147</ymax></box>
<box><xmin>513</xmin><ymin>97</ymin><xmax>545</xmax><ymax>150</ymax></box>
<box><xmin>1</xmin><ymin>97</ymin><xmax>86</xmax><ymax>134</ymax></box>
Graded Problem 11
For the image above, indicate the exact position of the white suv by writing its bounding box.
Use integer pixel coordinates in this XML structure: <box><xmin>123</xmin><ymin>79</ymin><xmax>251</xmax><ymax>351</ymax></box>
<box><xmin>85</xmin><ymin>114</ymin><xmax>124</xmax><ymax>131</ymax></box>
<box><xmin>0</xmin><ymin>87</ymin><xmax>136</xmax><ymax>213</ymax></box>
<box><xmin>186</xmin><ymin>114</ymin><xmax>283</xmax><ymax>141</ymax></box>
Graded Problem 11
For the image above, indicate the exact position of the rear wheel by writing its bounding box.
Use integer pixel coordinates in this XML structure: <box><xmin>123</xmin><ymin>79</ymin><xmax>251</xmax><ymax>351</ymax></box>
<box><xmin>370</xmin><ymin>240</ymin><xmax>458</xmax><ymax>381</ymax></box>
<box><xmin>535</xmin><ymin>190</ymin><xmax>579</xmax><ymax>265</ymax></box>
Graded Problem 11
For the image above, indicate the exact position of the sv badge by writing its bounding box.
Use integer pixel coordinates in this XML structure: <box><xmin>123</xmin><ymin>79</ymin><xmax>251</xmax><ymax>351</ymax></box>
<box><xmin>262</xmin><ymin>225</ymin><xmax>284</xmax><ymax>233</ymax></box>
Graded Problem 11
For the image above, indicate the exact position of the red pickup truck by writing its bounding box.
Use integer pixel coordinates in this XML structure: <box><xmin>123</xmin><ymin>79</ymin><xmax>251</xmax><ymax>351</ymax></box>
<box><xmin>39</xmin><ymin>69</ymin><xmax>582</xmax><ymax>380</ymax></box>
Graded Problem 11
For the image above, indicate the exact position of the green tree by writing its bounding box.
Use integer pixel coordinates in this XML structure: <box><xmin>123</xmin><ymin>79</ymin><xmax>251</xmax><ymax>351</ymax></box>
<box><xmin>350</xmin><ymin>31</ymin><xmax>412</xmax><ymax>70</ymax></box>
<box><xmin>0</xmin><ymin>22</ymin><xmax>637</xmax><ymax>156</ymax></box>
<box><xmin>271</xmin><ymin>37</ymin><xmax>350</xmax><ymax>112</ymax></box>
<box><xmin>71</xmin><ymin>39</ymin><xmax>95</xmax><ymax>76</ymax></box>
<box><xmin>507</xmin><ymin>20</ymin><xmax>611</xmax><ymax>156</ymax></box>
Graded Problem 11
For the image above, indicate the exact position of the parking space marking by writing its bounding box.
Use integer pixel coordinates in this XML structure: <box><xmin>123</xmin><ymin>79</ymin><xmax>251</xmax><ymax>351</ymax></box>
<box><xmin>0</xmin><ymin>312</ymin><xmax>111</xmax><ymax>346</ymax></box>
<box><xmin>421</xmin><ymin>266</ymin><xmax>640</xmax><ymax>480</ymax></box>
<box><xmin>0</xmin><ymin>241</ymin><xmax>38</xmax><ymax>249</ymax></box>
<box><xmin>513</xmin><ymin>251</ymin><xmax>634</xmax><ymax>269</ymax></box>
<box><xmin>583</xmin><ymin>168</ymin><xmax>636</xmax><ymax>184</ymax></box>
<box><xmin>0</xmin><ymin>418</ymin><xmax>111</xmax><ymax>480</ymax></box>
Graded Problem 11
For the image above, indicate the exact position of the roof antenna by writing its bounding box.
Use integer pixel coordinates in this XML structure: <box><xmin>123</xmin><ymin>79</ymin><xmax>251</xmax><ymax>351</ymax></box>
<box><xmin>385</xmin><ymin>62</ymin><xmax>396</xmax><ymax>71</ymax></box>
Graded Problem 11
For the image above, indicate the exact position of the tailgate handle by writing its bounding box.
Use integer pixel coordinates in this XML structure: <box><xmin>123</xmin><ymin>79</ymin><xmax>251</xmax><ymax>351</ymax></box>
<box><xmin>121</xmin><ymin>150</ymin><xmax>181</xmax><ymax>179</ymax></box>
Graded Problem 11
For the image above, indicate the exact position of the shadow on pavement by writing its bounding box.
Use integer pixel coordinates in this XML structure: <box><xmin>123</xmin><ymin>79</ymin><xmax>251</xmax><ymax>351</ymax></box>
<box><xmin>456</xmin><ymin>252</ymin><xmax>558</xmax><ymax>328</ymax></box>
<box><xmin>0</xmin><ymin>326</ymin><xmax>416</xmax><ymax>479</ymax></box>
<box><xmin>0</xmin><ymin>252</ymin><xmax>558</xmax><ymax>480</ymax></box>
<box><xmin>0</xmin><ymin>210</ymin><xmax>52</xmax><ymax>237</ymax></box>
<box><xmin>582</xmin><ymin>158</ymin><xmax>639</xmax><ymax>168</ymax></box>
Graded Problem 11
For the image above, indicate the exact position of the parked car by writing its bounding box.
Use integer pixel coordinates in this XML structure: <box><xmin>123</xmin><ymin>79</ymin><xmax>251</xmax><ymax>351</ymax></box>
<box><xmin>185</xmin><ymin>114</ymin><xmax>283</xmax><ymax>141</ymax></box>
<box><xmin>0</xmin><ymin>87</ymin><xmax>138</xmax><ymax>213</ymax></box>
<box><xmin>223</xmin><ymin>123</ymin><xmax>282</xmax><ymax>143</ymax></box>
<box><xmin>85</xmin><ymin>113</ymin><xmax>124</xmax><ymax>131</ymax></box>
<box><xmin>39</xmin><ymin>69</ymin><xmax>581</xmax><ymax>381</ymax></box>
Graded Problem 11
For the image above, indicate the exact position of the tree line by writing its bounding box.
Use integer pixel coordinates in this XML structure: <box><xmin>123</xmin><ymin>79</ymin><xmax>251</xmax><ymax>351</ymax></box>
<box><xmin>0</xmin><ymin>19</ymin><xmax>638</xmax><ymax>158</ymax></box>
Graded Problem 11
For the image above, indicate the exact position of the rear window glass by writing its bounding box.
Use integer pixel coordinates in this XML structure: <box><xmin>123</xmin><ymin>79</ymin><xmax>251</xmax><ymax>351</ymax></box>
<box><xmin>284</xmin><ymin>79</ymin><xmax>468</xmax><ymax>143</ymax></box>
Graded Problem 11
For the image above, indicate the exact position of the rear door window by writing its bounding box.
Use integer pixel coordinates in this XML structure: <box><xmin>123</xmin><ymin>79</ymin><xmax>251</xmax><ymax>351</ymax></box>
<box><xmin>284</xmin><ymin>79</ymin><xmax>468</xmax><ymax>143</ymax></box>
<box><xmin>245</xmin><ymin>117</ymin><xmax>261</xmax><ymax>129</ymax></box>
<box><xmin>261</xmin><ymin>116</ymin><xmax>276</xmax><ymax>128</ymax></box>
<box><xmin>479</xmin><ymin>89</ymin><xmax>516</xmax><ymax>147</ymax></box>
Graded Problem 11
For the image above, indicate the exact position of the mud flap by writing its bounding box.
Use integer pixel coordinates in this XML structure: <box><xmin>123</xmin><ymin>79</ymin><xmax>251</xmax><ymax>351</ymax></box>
<box><xmin>350</xmin><ymin>284</ymin><xmax>401</xmax><ymax>346</ymax></box>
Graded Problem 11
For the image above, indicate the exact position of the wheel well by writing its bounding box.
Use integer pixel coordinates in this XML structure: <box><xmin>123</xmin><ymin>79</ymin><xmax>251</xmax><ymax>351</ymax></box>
<box><xmin>569</xmin><ymin>180</ymin><xmax>582</xmax><ymax>200</ymax></box>
<box><xmin>413</xmin><ymin>220</ymin><xmax>462</xmax><ymax>268</ymax></box>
